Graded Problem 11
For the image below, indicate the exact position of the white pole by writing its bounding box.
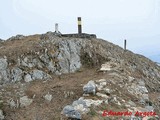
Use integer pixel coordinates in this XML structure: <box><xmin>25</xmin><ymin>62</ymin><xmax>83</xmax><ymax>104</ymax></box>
<box><xmin>55</xmin><ymin>23</ymin><xmax>58</xmax><ymax>33</ymax></box>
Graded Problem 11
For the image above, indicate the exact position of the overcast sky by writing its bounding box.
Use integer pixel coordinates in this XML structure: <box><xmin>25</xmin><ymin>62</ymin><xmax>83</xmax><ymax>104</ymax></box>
<box><xmin>0</xmin><ymin>0</ymin><xmax>160</xmax><ymax>58</ymax></box>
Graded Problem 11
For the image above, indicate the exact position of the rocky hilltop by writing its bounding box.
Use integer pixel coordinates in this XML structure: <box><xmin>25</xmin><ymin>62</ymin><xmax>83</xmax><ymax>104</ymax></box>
<box><xmin>0</xmin><ymin>32</ymin><xmax>159</xmax><ymax>120</ymax></box>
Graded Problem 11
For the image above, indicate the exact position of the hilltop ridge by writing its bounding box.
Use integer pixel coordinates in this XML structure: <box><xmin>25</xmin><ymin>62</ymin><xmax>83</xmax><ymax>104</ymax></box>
<box><xmin>0</xmin><ymin>32</ymin><xmax>159</xmax><ymax>119</ymax></box>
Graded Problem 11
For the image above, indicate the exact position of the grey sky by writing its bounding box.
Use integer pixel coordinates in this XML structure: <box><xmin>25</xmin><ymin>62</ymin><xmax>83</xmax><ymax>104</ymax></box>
<box><xmin>0</xmin><ymin>0</ymin><xmax>160</xmax><ymax>57</ymax></box>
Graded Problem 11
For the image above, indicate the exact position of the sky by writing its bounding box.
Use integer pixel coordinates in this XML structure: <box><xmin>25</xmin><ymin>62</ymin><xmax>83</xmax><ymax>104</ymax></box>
<box><xmin>0</xmin><ymin>0</ymin><xmax>160</xmax><ymax>60</ymax></box>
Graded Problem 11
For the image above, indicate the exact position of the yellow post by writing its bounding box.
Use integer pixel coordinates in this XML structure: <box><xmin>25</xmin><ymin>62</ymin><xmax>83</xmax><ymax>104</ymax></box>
<box><xmin>77</xmin><ymin>17</ymin><xmax>82</xmax><ymax>34</ymax></box>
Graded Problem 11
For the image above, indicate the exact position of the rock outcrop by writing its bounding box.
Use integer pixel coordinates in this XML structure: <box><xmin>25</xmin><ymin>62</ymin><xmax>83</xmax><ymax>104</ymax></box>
<box><xmin>0</xmin><ymin>32</ymin><xmax>160</xmax><ymax>91</ymax></box>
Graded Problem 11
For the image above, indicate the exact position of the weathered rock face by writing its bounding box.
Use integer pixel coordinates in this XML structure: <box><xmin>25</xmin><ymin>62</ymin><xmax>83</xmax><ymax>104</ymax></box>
<box><xmin>57</xmin><ymin>40</ymin><xmax>82</xmax><ymax>73</ymax></box>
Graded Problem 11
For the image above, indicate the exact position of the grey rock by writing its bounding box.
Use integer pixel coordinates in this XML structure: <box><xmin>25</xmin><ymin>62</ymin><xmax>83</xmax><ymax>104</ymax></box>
<box><xmin>139</xmin><ymin>99</ymin><xmax>146</xmax><ymax>105</ymax></box>
<box><xmin>83</xmin><ymin>80</ymin><xmax>96</xmax><ymax>95</ymax></box>
<box><xmin>39</xmin><ymin>54</ymin><xmax>50</xmax><ymax>65</ymax></box>
<box><xmin>0</xmin><ymin>69</ymin><xmax>10</xmax><ymax>84</ymax></box>
<box><xmin>96</xmin><ymin>84</ymin><xmax>104</xmax><ymax>91</ymax></box>
<box><xmin>28</xmin><ymin>63</ymin><xmax>34</xmax><ymax>68</ymax></box>
<box><xmin>33</xmin><ymin>59</ymin><xmax>43</xmax><ymax>68</ymax></box>
<box><xmin>138</xmin><ymin>86</ymin><xmax>148</xmax><ymax>93</ymax></box>
<box><xmin>83</xmin><ymin>99</ymin><xmax>103</xmax><ymax>107</ymax></box>
<box><xmin>31</xmin><ymin>70</ymin><xmax>51</xmax><ymax>80</ymax></box>
<box><xmin>128</xmin><ymin>76</ymin><xmax>134</xmax><ymax>82</ymax></box>
<box><xmin>21</xmin><ymin>61</ymin><xmax>28</xmax><ymax>67</ymax></box>
<box><xmin>32</xmin><ymin>70</ymin><xmax>43</xmax><ymax>79</ymax></box>
<box><xmin>20</xmin><ymin>96</ymin><xmax>33</xmax><ymax>107</ymax></box>
<box><xmin>62</xmin><ymin>105</ymin><xmax>81</xmax><ymax>119</ymax></box>
<box><xmin>142</xmin><ymin>94</ymin><xmax>149</xmax><ymax>100</ymax></box>
<box><xmin>72</xmin><ymin>98</ymin><xmax>87</xmax><ymax>108</ymax></box>
<box><xmin>24</xmin><ymin>74</ymin><xmax>32</xmax><ymax>82</ymax></box>
<box><xmin>128</xmin><ymin>83</ymin><xmax>148</xmax><ymax>96</ymax></box>
<box><xmin>9</xmin><ymin>99</ymin><xmax>16</xmax><ymax>109</ymax></box>
<box><xmin>72</xmin><ymin>97</ymin><xmax>103</xmax><ymax>108</ymax></box>
<box><xmin>44</xmin><ymin>93</ymin><xmax>53</xmax><ymax>102</ymax></box>
<box><xmin>104</xmin><ymin>88</ymin><xmax>111</xmax><ymax>94</ymax></box>
<box><xmin>0</xmin><ymin>110</ymin><xmax>4</xmax><ymax>120</ymax></box>
<box><xmin>145</xmin><ymin>106</ymin><xmax>154</xmax><ymax>111</ymax></box>
<box><xmin>47</xmin><ymin>61</ymin><xmax>56</xmax><ymax>73</ymax></box>
<box><xmin>138</xmin><ymin>80</ymin><xmax>145</xmax><ymax>86</ymax></box>
<box><xmin>21</xmin><ymin>57</ymin><xmax>35</xmax><ymax>68</ymax></box>
<box><xmin>74</xmin><ymin>104</ymin><xmax>89</xmax><ymax>114</ymax></box>
<box><xmin>72</xmin><ymin>98</ymin><xmax>89</xmax><ymax>114</ymax></box>
<box><xmin>57</xmin><ymin>40</ymin><xmax>82</xmax><ymax>73</ymax></box>
<box><xmin>0</xmin><ymin>58</ymin><xmax>7</xmax><ymax>70</ymax></box>
<box><xmin>100</xmin><ymin>81</ymin><xmax>107</xmax><ymax>86</ymax></box>
<box><xmin>11</xmin><ymin>67</ymin><xmax>23</xmax><ymax>82</ymax></box>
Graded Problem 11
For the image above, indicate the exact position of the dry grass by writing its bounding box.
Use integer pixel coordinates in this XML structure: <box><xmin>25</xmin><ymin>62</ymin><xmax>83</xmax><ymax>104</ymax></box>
<box><xmin>2</xmin><ymin>68</ymin><xmax>108</xmax><ymax>120</ymax></box>
<box><xmin>0</xmin><ymin>35</ymin><xmax>42</xmax><ymax>60</ymax></box>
